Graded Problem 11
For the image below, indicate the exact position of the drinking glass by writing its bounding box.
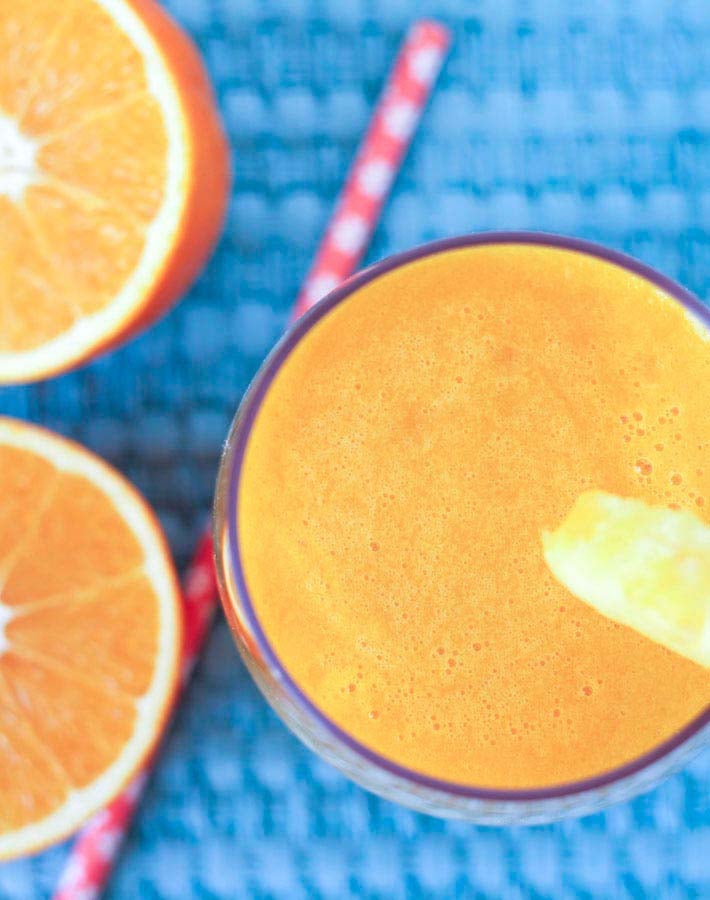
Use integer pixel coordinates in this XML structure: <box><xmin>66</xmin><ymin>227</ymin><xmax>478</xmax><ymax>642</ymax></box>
<box><xmin>214</xmin><ymin>232</ymin><xmax>710</xmax><ymax>824</ymax></box>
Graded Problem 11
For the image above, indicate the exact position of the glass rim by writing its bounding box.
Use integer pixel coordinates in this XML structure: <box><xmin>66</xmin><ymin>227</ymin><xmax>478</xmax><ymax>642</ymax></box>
<box><xmin>222</xmin><ymin>230</ymin><xmax>710</xmax><ymax>803</ymax></box>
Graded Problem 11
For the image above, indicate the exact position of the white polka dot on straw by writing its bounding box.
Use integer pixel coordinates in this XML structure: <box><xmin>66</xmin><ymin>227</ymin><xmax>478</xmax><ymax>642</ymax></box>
<box><xmin>331</xmin><ymin>214</ymin><xmax>369</xmax><ymax>254</ymax></box>
<box><xmin>409</xmin><ymin>46</ymin><xmax>442</xmax><ymax>84</ymax></box>
<box><xmin>96</xmin><ymin>829</ymin><xmax>122</xmax><ymax>861</ymax></box>
<box><xmin>306</xmin><ymin>273</ymin><xmax>340</xmax><ymax>303</ymax></box>
<box><xmin>357</xmin><ymin>159</ymin><xmax>395</xmax><ymax>198</ymax></box>
<box><xmin>184</xmin><ymin>565</ymin><xmax>213</xmax><ymax>602</ymax></box>
<box><xmin>383</xmin><ymin>100</ymin><xmax>419</xmax><ymax>140</ymax></box>
<box><xmin>73</xmin><ymin>889</ymin><xmax>98</xmax><ymax>900</ymax></box>
<box><xmin>57</xmin><ymin>856</ymin><xmax>88</xmax><ymax>891</ymax></box>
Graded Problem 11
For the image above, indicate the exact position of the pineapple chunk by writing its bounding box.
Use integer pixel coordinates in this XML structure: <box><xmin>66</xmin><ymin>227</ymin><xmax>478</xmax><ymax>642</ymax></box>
<box><xmin>542</xmin><ymin>491</ymin><xmax>710</xmax><ymax>668</ymax></box>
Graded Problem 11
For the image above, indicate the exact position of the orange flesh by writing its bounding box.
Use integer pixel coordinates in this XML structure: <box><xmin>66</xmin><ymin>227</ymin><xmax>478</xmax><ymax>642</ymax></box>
<box><xmin>0</xmin><ymin>440</ymin><xmax>162</xmax><ymax>829</ymax></box>
<box><xmin>0</xmin><ymin>0</ymin><xmax>166</xmax><ymax>351</ymax></box>
<box><xmin>238</xmin><ymin>244</ymin><xmax>710</xmax><ymax>789</ymax></box>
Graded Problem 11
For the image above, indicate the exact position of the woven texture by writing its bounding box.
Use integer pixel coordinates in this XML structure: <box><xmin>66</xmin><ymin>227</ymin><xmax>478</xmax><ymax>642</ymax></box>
<box><xmin>1</xmin><ymin>0</ymin><xmax>709</xmax><ymax>896</ymax></box>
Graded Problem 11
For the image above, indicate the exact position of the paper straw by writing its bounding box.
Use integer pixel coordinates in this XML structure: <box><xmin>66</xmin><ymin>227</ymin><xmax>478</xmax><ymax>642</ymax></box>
<box><xmin>53</xmin><ymin>19</ymin><xmax>450</xmax><ymax>900</ymax></box>
<box><xmin>293</xmin><ymin>19</ymin><xmax>450</xmax><ymax>318</ymax></box>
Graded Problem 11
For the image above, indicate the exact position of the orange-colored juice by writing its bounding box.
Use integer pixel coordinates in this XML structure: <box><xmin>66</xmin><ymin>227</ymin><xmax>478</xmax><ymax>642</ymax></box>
<box><xmin>238</xmin><ymin>242</ymin><xmax>709</xmax><ymax>789</ymax></box>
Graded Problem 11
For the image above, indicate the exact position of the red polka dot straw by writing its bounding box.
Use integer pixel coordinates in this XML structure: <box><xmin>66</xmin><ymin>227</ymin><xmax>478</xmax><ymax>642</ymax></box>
<box><xmin>53</xmin><ymin>19</ymin><xmax>450</xmax><ymax>900</ymax></box>
<box><xmin>293</xmin><ymin>19</ymin><xmax>450</xmax><ymax>319</ymax></box>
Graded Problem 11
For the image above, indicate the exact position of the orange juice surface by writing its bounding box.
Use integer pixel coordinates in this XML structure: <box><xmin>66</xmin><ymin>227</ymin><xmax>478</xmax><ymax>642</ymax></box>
<box><xmin>238</xmin><ymin>243</ymin><xmax>710</xmax><ymax>789</ymax></box>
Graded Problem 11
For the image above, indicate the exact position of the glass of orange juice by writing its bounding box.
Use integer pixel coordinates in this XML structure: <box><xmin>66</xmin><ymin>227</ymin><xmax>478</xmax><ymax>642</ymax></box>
<box><xmin>214</xmin><ymin>233</ymin><xmax>709</xmax><ymax>823</ymax></box>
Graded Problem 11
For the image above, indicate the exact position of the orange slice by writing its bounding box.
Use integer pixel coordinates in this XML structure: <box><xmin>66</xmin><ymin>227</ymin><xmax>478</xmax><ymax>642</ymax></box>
<box><xmin>0</xmin><ymin>416</ymin><xmax>182</xmax><ymax>860</ymax></box>
<box><xmin>543</xmin><ymin>491</ymin><xmax>710</xmax><ymax>668</ymax></box>
<box><xmin>0</xmin><ymin>0</ymin><xmax>229</xmax><ymax>384</ymax></box>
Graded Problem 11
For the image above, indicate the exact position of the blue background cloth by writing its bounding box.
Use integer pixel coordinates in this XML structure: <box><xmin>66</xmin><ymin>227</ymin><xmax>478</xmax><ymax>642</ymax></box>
<box><xmin>1</xmin><ymin>0</ymin><xmax>709</xmax><ymax>896</ymax></box>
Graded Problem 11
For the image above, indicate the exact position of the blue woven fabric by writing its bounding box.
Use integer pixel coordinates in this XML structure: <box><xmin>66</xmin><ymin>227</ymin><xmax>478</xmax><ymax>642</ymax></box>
<box><xmin>1</xmin><ymin>0</ymin><xmax>709</xmax><ymax>896</ymax></box>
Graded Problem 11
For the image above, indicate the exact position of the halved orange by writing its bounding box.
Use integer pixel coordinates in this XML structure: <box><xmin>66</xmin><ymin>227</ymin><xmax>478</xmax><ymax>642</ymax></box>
<box><xmin>0</xmin><ymin>416</ymin><xmax>182</xmax><ymax>860</ymax></box>
<box><xmin>0</xmin><ymin>0</ymin><xmax>230</xmax><ymax>384</ymax></box>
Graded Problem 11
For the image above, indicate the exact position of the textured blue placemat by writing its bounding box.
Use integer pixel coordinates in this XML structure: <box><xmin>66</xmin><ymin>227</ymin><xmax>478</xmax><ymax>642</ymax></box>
<box><xmin>1</xmin><ymin>0</ymin><xmax>709</xmax><ymax>897</ymax></box>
